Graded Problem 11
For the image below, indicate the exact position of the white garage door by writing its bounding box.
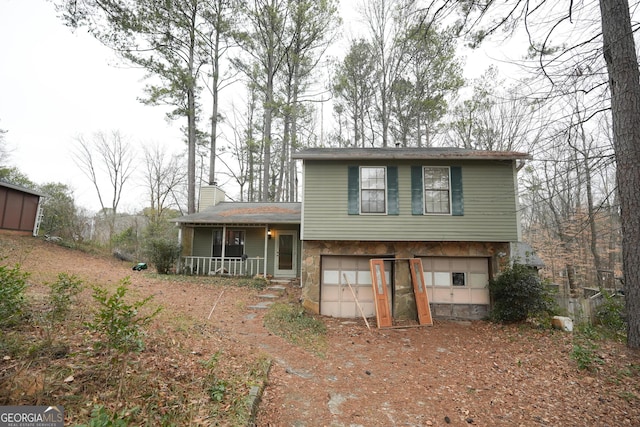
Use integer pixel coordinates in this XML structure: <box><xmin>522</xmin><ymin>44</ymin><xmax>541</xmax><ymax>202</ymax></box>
<box><xmin>320</xmin><ymin>256</ymin><xmax>391</xmax><ymax>318</ymax></box>
<box><xmin>420</xmin><ymin>257</ymin><xmax>490</xmax><ymax>305</ymax></box>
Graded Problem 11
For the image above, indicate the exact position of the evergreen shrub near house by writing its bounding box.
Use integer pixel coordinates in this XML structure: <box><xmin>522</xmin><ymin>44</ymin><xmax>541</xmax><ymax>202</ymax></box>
<box><xmin>489</xmin><ymin>263</ymin><xmax>554</xmax><ymax>323</ymax></box>
<box><xmin>142</xmin><ymin>220</ymin><xmax>180</xmax><ymax>274</ymax></box>
<box><xmin>144</xmin><ymin>237</ymin><xmax>181</xmax><ymax>274</ymax></box>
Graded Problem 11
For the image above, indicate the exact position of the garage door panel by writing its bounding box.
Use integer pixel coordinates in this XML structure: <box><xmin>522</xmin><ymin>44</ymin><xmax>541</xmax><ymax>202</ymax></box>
<box><xmin>433</xmin><ymin>288</ymin><xmax>451</xmax><ymax>302</ymax></box>
<box><xmin>420</xmin><ymin>256</ymin><xmax>490</xmax><ymax>306</ymax></box>
<box><xmin>359</xmin><ymin>271</ymin><xmax>372</xmax><ymax>285</ymax></box>
<box><xmin>323</xmin><ymin>270</ymin><xmax>340</xmax><ymax>284</ymax></box>
<box><xmin>322</xmin><ymin>285</ymin><xmax>340</xmax><ymax>300</ymax></box>
<box><xmin>321</xmin><ymin>256</ymin><xmax>379</xmax><ymax>318</ymax></box>
<box><xmin>358</xmin><ymin>287</ymin><xmax>374</xmax><ymax>300</ymax></box>
<box><xmin>469</xmin><ymin>273</ymin><xmax>488</xmax><ymax>288</ymax></box>
<box><xmin>471</xmin><ymin>289</ymin><xmax>490</xmax><ymax>304</ymax></box>
<box><xmin>359</xmin><ymin>302</ymin><xmax>376</xmax><ymax>317</ymax></box>
<box><xmin>451</xmin><ymin>259</ymin><xmax>468</xmax><ymax>271</ymax></box>
<box><xmin>469</xmin><ymin>258</ymin><xmax>488</xmax><ymax>271</ymax></box>
<box><xmin>434</xmin><ymin>272</ymin><xmax>450</xmax><ymax>286</ymax></box>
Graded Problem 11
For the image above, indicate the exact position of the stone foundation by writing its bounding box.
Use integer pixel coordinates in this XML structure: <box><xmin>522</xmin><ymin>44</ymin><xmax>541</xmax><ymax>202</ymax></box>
<box><xmin>301</xmin><ymin>240</ymin><xmax>510</xmax><ymax>320</ymax></box>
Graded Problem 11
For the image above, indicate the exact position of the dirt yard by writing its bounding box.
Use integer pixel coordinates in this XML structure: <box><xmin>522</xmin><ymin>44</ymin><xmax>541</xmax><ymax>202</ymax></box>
<box><xmin>1</xmin><ymin>231</ymin><xmax>639</xmax><ymax>426</ymax></box>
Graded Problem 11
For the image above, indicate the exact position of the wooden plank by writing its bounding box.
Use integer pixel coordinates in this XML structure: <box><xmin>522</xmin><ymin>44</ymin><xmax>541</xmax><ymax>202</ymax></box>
<box><xmin>343</xmin><ymin>274</ymin><xmax>370</xmax><ymax>330</ymax></box>
<box><xmin>409</xmin><ymin>258</ymin><xmax>433</xmax><ymax>326</ymax></box>
<box><xmin>370</xmin><ymin>259</ymin><xmax>393</xmax><ymax>328</ymax></box>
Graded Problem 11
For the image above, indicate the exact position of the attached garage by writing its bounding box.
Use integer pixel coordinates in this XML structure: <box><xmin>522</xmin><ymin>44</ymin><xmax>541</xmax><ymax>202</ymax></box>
<box><xmin>319</xmin><ymin>254</ymin><xmax>491</xmax><ymax>321</ymax></box>
<box><xmin>320</xmin><ymin>256</ymin><xmax>392</xmax><ymax>318</ymax></box>
<box><xmin>420</xmin><ymin>256</ymin><xmax>491</xmax><ymax>319</ymax></box>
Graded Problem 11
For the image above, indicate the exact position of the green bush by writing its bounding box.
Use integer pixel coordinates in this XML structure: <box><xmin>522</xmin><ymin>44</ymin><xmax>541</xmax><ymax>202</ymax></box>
<box><xmin>143</xmin><ymin>238</ymin><xmax>181</xmax><ymax>274</ymax></box>
<box><xmin>488</xmin><ymin>263</ymin><xmax>553</xmax><ymax>323</ymax></box>
<box><xmin>595</xmin><ymin>290</ymin><xmax>626</xmax><ymax>335</ymax></box>
<box><xmin>0</xmin><ymin>263</ymin><xmax>29</xmax><ymax>328</ymax></box>
<box><xmin>48</xmin><ymin>273</ymin><xmax>83</xmax><ymax>323</ymax></box>
<box><xmin>77</xmin><ymin>405</ymin><xmax>140</xmax><ymax>427</ymax></box>
<box><xmin>86</xmin><ymin>278</ymin><xmax>161</xmax><ymax>354</ymax></box>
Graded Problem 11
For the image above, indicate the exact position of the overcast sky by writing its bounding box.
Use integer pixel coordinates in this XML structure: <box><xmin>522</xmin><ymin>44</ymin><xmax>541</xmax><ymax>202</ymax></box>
<box><xmin>0</xmin><ymin>0</ymin><xmax>183</xmax><ymax>212</ymax></box>
<box><xmin>0</xmin><ymin>0</ymin><xmax>514</xmax><ymax>213</ymax></box>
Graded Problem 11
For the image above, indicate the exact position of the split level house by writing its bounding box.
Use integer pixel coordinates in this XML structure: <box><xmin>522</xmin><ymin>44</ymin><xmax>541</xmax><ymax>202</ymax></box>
<box><xmin>175</xmin><ymin>147</ymin><xmax>533</xmax><ymax>321</ymax></box>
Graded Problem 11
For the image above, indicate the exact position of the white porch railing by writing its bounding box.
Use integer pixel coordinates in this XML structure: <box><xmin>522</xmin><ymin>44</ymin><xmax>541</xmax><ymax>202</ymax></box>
<box><xmin>179</xmin><ymin>256</ymin><xmax>265</xmax><ymax>277</ymax></box>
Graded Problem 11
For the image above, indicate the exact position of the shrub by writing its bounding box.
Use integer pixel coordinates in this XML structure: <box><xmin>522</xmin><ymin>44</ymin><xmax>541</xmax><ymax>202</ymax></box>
<box><xmin>77</xmin><ymin>405</ymin><xmax>140</xmax><ymax>427</ymax></box>
<box><xmin>48</xmin><ymin>273</ymin><xmax>83</xmax><ymax>323</ymax></box>
<box><xmin>143</xmin><ymin>238</ymin><xmax>181</xmax><ymax>274</ymax></box>
<box><xmin>488</xmin><ymin>263</ymin><xmax>553</xmax><ymax>323</ymax></box>
<box><xmin>86</xmin><ymin>278</ymin><xmax>161</xmax><ymax>354</ymax></box>
<box><xmin>595</xmin><ymin>290</ymin><xmax>626</xmax><ymax>336</ymax></box>
<box><xmin>0</xmin><ymin>263</ymin><xmax>29</xmax><ymax>328</ymax></box>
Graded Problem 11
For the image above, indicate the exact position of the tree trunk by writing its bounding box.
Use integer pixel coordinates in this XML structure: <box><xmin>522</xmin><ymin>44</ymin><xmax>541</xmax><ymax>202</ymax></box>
<box><xmin>209</xmin><ymin>23</ymin><xmax>221</xmax><ymax>186</ymax></box>
<box><xmin>599</xmin><ymin>0</ymin><xmax>640</xmax><ymax>348</ymax></box>
<box><xmin>186</xmin><ymin>6</ymin><xmax>198</xmax><ymax>214</ymax></box>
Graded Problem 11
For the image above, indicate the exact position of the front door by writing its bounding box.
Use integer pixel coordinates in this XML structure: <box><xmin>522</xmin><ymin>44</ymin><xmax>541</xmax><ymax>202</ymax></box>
<box><xmin>275</xmin><ymin>230</ymin><xmax>296</xmax><ymax>277</ymax></box>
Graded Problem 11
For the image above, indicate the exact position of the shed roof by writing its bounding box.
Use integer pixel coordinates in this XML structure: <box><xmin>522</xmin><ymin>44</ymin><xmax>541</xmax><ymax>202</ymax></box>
<box><xmin>175</xmin><ymin>202</ymin><xmax>301</xmax><ymax>225</ymax></box>
<box><xmin>0</xmin><ymin>180</ymin><xmax>45</xmax><ymax>197</ymax></box>
<box><xmin>292</xmin><ymin>147</ymin><xmax>531</xmax><ymax>161</ymax></box>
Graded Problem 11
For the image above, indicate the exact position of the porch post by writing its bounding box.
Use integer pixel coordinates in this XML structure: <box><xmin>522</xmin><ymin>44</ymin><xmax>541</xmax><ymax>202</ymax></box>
<box><xmin>264</xmin><ymin>225</ymin><xmax>269</xmax><ymax>277</ymax></box>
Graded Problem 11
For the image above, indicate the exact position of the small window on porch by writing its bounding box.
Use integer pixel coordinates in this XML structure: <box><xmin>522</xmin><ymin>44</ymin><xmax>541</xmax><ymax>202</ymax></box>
<box><xmin>212</xmin><ymin>229</ymin><xmax>245</xmax><ymax>257</ymax></box>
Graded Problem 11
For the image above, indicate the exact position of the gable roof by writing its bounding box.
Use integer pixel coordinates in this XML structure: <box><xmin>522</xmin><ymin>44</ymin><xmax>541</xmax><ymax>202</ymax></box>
<box><xmin>0</xmin><ymin>180</ymin><xmax>45</xmax><ymax>197</ymax></box>
<box><xmin>175</xmin><ymin>202</ymin><xmax>301</xmax><ymax>225</ymax></box>
<box><xmin>292</xmin><ymin>147</ymin><xmax>531</xmax><ymax>161</ymax></box>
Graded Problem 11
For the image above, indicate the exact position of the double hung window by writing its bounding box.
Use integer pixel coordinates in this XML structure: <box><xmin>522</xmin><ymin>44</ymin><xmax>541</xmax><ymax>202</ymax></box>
<box><xmin>360</xmin><ymin>166</ymin><xmax>386</xmax><ymax>214</ymax></box>
<box><xmin>423</xmin><ymin>167</ymin><xmax>451</xmax><ymax>214</ymax></box>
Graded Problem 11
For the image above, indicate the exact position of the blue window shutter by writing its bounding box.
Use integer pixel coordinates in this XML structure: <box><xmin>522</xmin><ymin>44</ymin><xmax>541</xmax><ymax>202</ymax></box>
<box><xmin>387</xmin><ymin>166</ymin><xmax>398</xmax><ymax>215</ymax></box>
<box><xmin>348</xmin><ymin>166</ymin><xmax>359</xmax><ymax>215</ymax></box>
<box><xmin>411</xmin><ymin>166</ymin><xmax>423</xmax><ymax>215</ymax></box>
<box><xmin>451</xmin><ymin>166</ymin><xmax>464</xmax><ymax>216</ymax></box>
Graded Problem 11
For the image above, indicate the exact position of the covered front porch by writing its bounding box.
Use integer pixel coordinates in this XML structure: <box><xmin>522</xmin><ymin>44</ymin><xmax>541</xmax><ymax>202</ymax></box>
<box><xmin>174</xmin><ymin>194</ymin><xmax>302</xmax><ymax>279</ymax></box>
<box><xmin>177</xmin><ymin>224</ymin><xmax>299</xmax><ymax>278</ymax></box>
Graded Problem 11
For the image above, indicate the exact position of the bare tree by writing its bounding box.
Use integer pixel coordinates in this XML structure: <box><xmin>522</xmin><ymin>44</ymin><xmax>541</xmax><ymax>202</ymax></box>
<box><xmin>142</xmin><ymin>144</ymin><xmax>187</xmax><ymax>221</ymax></box>
<box><xmin>73</xmin><ymin>131</ymin><xmax>135</xmax><ymax>240</ymax></box>
<box><xmin>414</xmin><ymin>0</ymin><xmax>640</xmax><ymax>346</ymax></box>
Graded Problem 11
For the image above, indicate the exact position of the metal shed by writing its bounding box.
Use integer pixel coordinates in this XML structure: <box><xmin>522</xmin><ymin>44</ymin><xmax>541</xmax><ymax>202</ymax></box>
<box><xmin>0</xmin><ymin>181</ymin><xmax>44</xmax><ymax>236</ymax></box>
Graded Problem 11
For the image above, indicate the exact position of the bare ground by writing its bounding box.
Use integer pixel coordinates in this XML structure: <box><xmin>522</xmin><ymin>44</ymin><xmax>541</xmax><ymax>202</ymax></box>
<box><xmin>1</xmin><ymin>231</ymin><xmax>639</xmax><ymax>426</ymax></box>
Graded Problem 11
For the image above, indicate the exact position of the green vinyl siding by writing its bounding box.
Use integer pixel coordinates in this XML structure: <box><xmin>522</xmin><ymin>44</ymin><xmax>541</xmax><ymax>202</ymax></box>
<box><xmin>193</xmin><ymin>228</ymin><xmax>213</xmax><ymax>256</ymax></box>
<box><xmin>301</xmin><ymin>159</ymin><xmax>520</xmax><ymax>242</ymax></box>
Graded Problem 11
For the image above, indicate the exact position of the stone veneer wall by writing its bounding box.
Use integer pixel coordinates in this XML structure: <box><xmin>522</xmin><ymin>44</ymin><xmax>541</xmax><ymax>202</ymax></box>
<box><xmin>300</xmin><ymin>240</ymin><xmax>511</xmax><ymax>320</ymax></box>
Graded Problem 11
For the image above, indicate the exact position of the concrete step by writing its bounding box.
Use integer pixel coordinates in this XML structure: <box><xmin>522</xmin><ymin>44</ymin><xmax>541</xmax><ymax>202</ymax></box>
<box><xmin>247</xmin><ymin>301</ymin><xmax>275</xmax><ymax>310</ymax></box>
<box><xmin>257</xmin><ymin>293</ymin><xmax>279</xmax><ymax>299</ymax></box>
<box><xmin>266</xmin><ymin>285</ymin><xmax>287</xmax><ymax>293</ymax></box>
